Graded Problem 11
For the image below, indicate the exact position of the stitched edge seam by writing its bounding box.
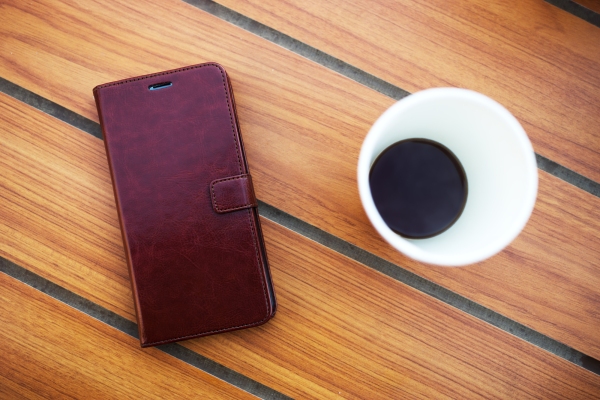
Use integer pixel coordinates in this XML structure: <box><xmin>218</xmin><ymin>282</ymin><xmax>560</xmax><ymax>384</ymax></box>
<box><xmin>96</xmin><ymin>63</ymin><xmax>271</xmax><ymax>339</ymax></box>
<box><xmin>216</xmin><ymin>65</ymin><xmax>271</xmax><ymax>320</ymax></box>
<box><xmin>143</xmin><ymin>315</ymin><xmax>271</xmax><ymax>346</ymax></box>
<box><xmin>219</xmin><ymin>70</ymin><xmax>244</xmax><ymax>178</ymax></box>
<box><xmin>216</xmin><ymin>203</ymin><xmax>256</xmax><ymax>212</ymax></box>
<box><xmin>93</xmin><ymin>64</ymin><xmax>211</xmax><ymax>91</ymax></box>
<box><xmin>211</xmin><ymin>175</ymin><xmax>257</xmax><ymax>212</ymax></box>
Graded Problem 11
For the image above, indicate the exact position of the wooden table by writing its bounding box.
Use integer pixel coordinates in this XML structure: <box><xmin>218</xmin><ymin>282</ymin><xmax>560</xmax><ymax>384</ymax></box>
<box><xmin>1</xmin><ymin>0</ymin><xmax>599</xmax><ymax>398</ymax></box>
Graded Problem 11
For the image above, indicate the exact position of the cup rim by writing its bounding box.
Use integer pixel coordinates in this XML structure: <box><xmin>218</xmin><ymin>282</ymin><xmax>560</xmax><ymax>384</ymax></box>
<box><xmin>357</xmin><ymin>88</ymin><xmax>538</xmax><ymax>267</ymax></box>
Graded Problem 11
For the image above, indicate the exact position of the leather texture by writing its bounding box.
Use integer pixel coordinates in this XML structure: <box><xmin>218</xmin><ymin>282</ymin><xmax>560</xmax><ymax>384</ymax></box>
<box><xmin>211</xmin><ymin>174</ymin><xmax>257</xmax><ymax>213</ymax></box>
<box><xmin>93</xmin><ymin>63</ymin><xmax>276</xmax><ymax>347</ymax></box>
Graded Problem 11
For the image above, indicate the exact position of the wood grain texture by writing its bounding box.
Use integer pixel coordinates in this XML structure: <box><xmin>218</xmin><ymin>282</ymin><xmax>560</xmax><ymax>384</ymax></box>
<box><xmin>1</xmin><ymin>0</ymin><xmax>599</xmax><ymax>360</ymax></box>
<box><xmin>217</xmin><ymin>0</ymin><xmax>600</xmax><ymax>182</ymax></box>
<box><xmin>575</xmin><ymin>0</ymin><xmax>600</xmax><ymax>14</ymax></box>
<box><xmin>0</xmin><ymin>273</ymin><xmax>255</xmax><ymax>399</ymax></box>
<box><xmin>1</xmin><ymin>95</ymin><xmax>600</xmax><ymax>399</ymax></box>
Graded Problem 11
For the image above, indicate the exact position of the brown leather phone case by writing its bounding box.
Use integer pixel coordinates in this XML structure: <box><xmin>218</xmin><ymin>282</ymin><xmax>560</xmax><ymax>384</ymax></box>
<box><xmin>93</xmin><ymin>63</ymin><xmax>276</xmax><ymax>347</ymax></box>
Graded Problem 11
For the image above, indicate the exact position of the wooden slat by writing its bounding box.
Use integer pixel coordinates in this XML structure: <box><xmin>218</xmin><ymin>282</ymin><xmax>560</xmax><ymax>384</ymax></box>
<box><xmin>0</xmin><ymin>0</ymin><xmax>599</xmax><ymax>361</ymax></box>
<box><xmin>217</xmin><ymin>0</ymin><xmax>600</xmax><ymax>182</ymax></box>
<box><xmin>2</xmin><ymin>92</ymin><xmax>600</xmax><ymax>399</ymax></box>
<box><xmin>575</xmin><ymin>0</ymin><xmax>600</xmax><ymax>14</ymax></box>
<box><xmin>0</xmin><ymin>273</ymin><xmax>255</xmax><ymax>399</ymax></box>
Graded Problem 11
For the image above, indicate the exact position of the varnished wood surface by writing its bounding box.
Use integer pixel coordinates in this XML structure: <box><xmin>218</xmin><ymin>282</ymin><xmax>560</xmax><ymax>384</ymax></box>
<box><xmin>576</xmin><ymin>0</ymin><xmax>600</xmax><ymax>14</ymax></box>
<box><xmin>1</xmin><ymin>0</ymin><xmax>600</xmax><ymax>360</ymax></box>
<box><xmin>0</xmin><ymin>273</ymin><xmax>255</xmax><ymax>399</ymax></box>
<box><xmin>217</xmin><ymin>0</ymin><xmax>600</xmax><ymax>182</ymax></box>
<box><xmin>1</xmin><ymin>94</ymin><xmax>600</xmax><ymax>399</ymax></box>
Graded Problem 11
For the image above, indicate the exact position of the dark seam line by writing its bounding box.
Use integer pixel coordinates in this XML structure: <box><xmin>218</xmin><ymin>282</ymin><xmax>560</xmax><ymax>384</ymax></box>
<box><xmin>0</xmin><ymin>77</ymin><xmax>103</xmax><ymax>140</ymax></box>
<box><xmin>183</xmin><ymin>0</ymin><xmax>410</xmax><ymax>101</ymax></box>
<box><xmin>257</xmin><ymin>200</ymin><xmax>600</xmax><ymax>376</ymax></box>
<box><xmin>1</xmin><ymin>79</ymin><xmax>599</xmax><ymax>199</ymax></box>
<box><xmin>0</xmin><ymin>257</ymin><xmax>291</xmax><ymax>400</ymax></box>
<box><xmin>179</xmin><ymin>0</ymin><xmax>600</xmax><ymax>197</ymax></box>
<box><xmin>1</xmin><ymin>63</ymin><xmax>600</xmax><ymax>374</ymax></box>
<box><xmin>545</xmin><ymin>0</ymin><xmax>600</xmax><ymax>27</ymax></box>
<box><xmin>536</xmin><ymin>154</ymin><xmax>600</xmax><ymax>196</ymax></box>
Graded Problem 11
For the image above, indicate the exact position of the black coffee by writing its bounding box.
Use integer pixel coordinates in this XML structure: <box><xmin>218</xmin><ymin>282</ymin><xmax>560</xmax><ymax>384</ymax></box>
<box><xmin>369</xmin><ymin>139</ymin><xmax>468</xmax><ymax>239</ymax></box>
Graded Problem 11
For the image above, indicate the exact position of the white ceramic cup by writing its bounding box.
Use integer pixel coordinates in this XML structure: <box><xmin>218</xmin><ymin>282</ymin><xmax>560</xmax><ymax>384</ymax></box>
<box><xmin>357</xmin><ymin>88</ymin><xmax>538</xmax><ymax>267</ymax></box>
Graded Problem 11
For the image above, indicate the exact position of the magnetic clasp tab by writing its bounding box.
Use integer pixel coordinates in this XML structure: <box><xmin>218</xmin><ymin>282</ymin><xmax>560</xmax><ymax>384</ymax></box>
<box><xmin>211</xmin><ymin>174</ymin><xmax>257</xmax><ymax>213</ymax></box>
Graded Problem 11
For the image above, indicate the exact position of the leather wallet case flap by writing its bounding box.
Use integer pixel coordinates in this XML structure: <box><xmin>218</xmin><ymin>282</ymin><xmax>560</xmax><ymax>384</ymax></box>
<box><xmin>211</xmin><ymin>174</ymin><xmax>257</xmax><ymax>213</ymax></box>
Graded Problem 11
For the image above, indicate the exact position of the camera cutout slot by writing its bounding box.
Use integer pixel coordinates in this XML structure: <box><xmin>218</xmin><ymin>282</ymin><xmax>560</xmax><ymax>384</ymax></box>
<box><xmin>148</xmin><ymin>82</ymin><xmax>173</xmax><ymax>91</ymax></box>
